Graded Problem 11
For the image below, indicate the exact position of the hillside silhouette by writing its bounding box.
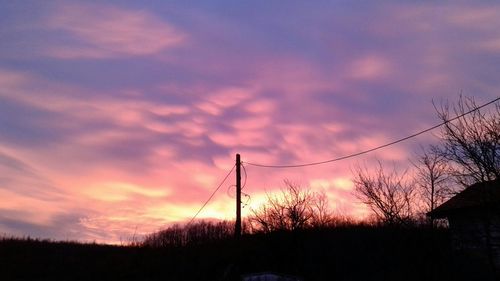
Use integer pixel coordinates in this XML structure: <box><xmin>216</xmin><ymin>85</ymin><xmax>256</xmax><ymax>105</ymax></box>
<box><xmin>1</xmin><ymin>224</ymin><xmax>496</xmax><ymax>281</ymax></box>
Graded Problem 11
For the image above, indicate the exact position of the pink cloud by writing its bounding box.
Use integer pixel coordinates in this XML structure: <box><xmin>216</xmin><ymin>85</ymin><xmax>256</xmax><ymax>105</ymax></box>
<box><xmin>82</xmin><ymin>182</ymin><xmax>170</xmax><ymax>203</ymax></box>
<box><xmin>231</xmin><ymin>116</ymin><xmax>272</xmax><ymax>130</ymax></box>
<box><xmin>244</xmin><ymin>99</ymin><xmax>276</xmax><ymax>114</ymax></box>
<box><xmin>0</xmin><ymin>59</ymin><xmax>437</xmax><ymax>242</ymax></box>
<box><xmin>45</xmin><ymin>3</ymin><xmax>185</xmax><ymax>58</ymax></box>
<box><xmin>210</xmin><ymin>87</ymin><xmax>254</xmax><ymax>108</ymax></box>
<box><xmin>255</xmin><ymin>57</ymin><xmax>335</xmax><ymax>95</ymax></box>
<box><xmin>446</xmin><ymin>7</ymin><xmax>500</xmax><ymax>29</ymax></box>
<box><xmin>2</xmin><ymin>1</ymin><xmax>499</xmax><ymax>243</ymax></box>
<box><xmin>476</xmin><ymin>39</ymin><xmax>500</xmax><ymax>53</ymax></box>
<box><xmin>196</xmin><ymin>102</ymin><xmax>223</xmax><ymax>116</ymax></box>
<box><xmin>196</xmin><ymin>87</ymin><xmax>254</xmax><ymax>116</ymax></box>
<box><xmin>0</xmin><ymin>189</ymin><xmax>64</xmax><ymax>226</ymax></box>
<box><xmin>310</xmin><ymin>177</ymin><xmax>354</xmax><ymax>192</ymax></box>
<box><xmin>149</xmin><ymin>104</ymin><xmax>190</xmax><ymax>116</ymax></box>
<box><xmin>0</xmin><ymin>70</ymin><xmax>233</xmax><ymax>241</ymax></box>
<box><xmin>348</xmin><ymin>56</ymin><xmax>393</xmax><ymax>80</ymax></box>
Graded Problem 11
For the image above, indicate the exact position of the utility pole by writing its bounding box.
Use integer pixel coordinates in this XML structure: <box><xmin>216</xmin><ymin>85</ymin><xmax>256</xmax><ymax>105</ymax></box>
<box><xmin>235</xmin><ymin>153</ymin><xmax>242</xmax><ymax>239</ymax></box>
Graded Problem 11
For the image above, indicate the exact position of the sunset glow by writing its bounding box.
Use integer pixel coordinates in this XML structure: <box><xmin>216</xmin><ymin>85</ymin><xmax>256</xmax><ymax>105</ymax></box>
<box><xmin>1</xmin><ymin>1</ymin><xmax>499</xmax><ymax>243</ymax></box>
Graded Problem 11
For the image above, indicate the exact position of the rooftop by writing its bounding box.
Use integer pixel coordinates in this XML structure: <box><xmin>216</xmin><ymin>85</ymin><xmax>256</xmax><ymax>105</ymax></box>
<box><xmin>428</xmin><ymin>179</ymin><xmax>500</xmax><ymax>219</ymax></box>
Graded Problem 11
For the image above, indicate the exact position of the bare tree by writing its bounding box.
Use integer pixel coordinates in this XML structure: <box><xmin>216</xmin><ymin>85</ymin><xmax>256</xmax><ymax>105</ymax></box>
<box><xmin>310</xmin><ymin>190</ymin><xmax>333</xmax><ymax>228</ymax></box>
<box><xmin>353</xmin><ymin>162</ymin><xmax>417</xmax><ymax>225</ymax></box>
<box><xmin>249</xmin><ymin>180</ymin><xmax>333</xmax><ymax>232</ymax></box>
<box><xmin>434</xmin><ymin>96</ymin><xmax>500</xmax><ymax>186</ymax></box>
<box><xmin>412</xmin><ymin>146</ymin><xmax>452</xmax><ymax>214</ymax></box>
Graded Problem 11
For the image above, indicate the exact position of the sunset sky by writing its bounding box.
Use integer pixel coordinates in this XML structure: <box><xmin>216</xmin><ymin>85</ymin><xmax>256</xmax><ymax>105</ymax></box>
<box><xmin>1</xmin><ymin>1</ymin><xmax>499</xmax><ymax>243</ymax></box>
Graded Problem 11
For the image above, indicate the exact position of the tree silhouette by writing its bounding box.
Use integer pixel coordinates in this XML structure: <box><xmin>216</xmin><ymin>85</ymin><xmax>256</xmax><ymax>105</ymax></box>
<box><xmin>434</xmin><ymin>95</ymin><xmax>500</xmax><ymax>186</ymax></box>
<box><xmin>411</xmin><ymin>146</ymin><xmax>452</xmax><ymax>222</ymax></box>
<box><xmin>353</xmin><ymin>162</ymin><xmax>416</xmax><ymax>225</ymax></box>
<box><xmin>249</xmin><ymin>180</ymin><xmax>332</xmax><ymax>232</ymax></box>
<box><xmin>142</xmin><ymin>220</ymin><xmax>234</xmax><ymax>247</ymax></box>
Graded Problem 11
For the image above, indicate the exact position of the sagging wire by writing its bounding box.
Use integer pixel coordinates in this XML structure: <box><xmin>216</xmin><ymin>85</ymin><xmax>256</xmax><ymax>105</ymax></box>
<box><xmin>241</xmin><ymin>162</ymin><xmax>248</xmax><ymax>190</ymax></box>
<box><xmin>187</xmin><ymin>164</ymin><xmax>236</xmax><ymax>226</ymax></box>
<box><xmin>244</xmin><ymin>96</ymin><xmax>500</xmax><ymax>168</ymax></box>
<box><xmin>240</xmin><ymin>162</ymin><xmax>251</xmax><ymax>208</ymax></box>
<box><xmin>226</xmin><ymin>163</ymin><xmax>251</xmax><ymax>208</ymax></box>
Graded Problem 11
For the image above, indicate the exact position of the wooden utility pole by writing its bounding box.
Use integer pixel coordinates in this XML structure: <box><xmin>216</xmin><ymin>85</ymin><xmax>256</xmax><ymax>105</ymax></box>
<box><xmin>235</xmin><ymin>154</ymin><xmax>242</xmax><ymax>239</ymax></box>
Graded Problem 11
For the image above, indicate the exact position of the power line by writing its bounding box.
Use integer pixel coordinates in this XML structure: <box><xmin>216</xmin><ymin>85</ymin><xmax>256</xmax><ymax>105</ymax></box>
<box><xmin>225</xmin><ymin>164</ymin><xmax>247</xmax><ymax>197</ymax></box>
<box><xmin>244</xmin><ymin>96</ymin><xmax>500</xmax><ymax>169</ymax></box>
<box><xmin>187</xmin><ymin>164</ymin><xmax>236</xmax><ymax>226</ymax></box>
<box><xmin>241</xmin><ymin>163</ymin><xmax>247</xmax><ymax>190</ymax></box>
<box><xmin>240</xmin><ymin>163</ymin><xmax>251</xmax><ymax>208</ymax></box>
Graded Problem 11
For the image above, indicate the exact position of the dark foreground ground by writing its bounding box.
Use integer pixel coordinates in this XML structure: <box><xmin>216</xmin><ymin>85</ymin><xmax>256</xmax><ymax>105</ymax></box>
<box><xmin>0</xmin><ymin>226</ymin><xmax>497</xmax><ymax>281</ymax></box>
